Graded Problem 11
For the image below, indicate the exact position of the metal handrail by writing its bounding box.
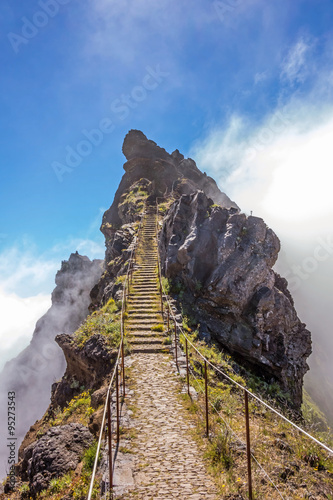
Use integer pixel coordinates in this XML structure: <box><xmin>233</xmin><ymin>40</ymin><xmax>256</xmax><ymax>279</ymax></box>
<box><xmin>87</xmin><ymin>203</ymin><xmax>146</xmax><ymax>500</ymax></box>
<box><xmin>154</xmin><ymin>199</ymin><xmax>333</xmax><ymax>456</ymax></box>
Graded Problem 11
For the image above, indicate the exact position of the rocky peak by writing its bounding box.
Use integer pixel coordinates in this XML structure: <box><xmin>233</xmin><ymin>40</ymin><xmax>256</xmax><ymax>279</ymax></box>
<box><xmin>122</xmin><ymin>129</ymin><xmax>172</xmax><ymax>162</ymax></box>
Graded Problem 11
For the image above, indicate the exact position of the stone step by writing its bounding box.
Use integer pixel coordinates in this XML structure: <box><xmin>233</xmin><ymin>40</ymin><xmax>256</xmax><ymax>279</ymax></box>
<box><xmin>127</xmin><ymin>324</ymin><xmax>162</xmax><ymax>331</ymax></box>
<box><xmin>127</xmin><ymin>319</ymin><xmax>161</xmax><ymax>325</ymax></box>
<box><xmin>131</xmin><ymin>281</ymin><xmax>157</xmax><ymax>286</ymax></box>
<box><xmin>130</xmin><ymin>345</ymin><xmax>170</xmax><ymax>354</ymax></box>
<box><xmin>128</xmin><ymin>314</ymin><xmax>162</xmax><ymax>320</ymax></box>
<box><xmin>129</xmin><ymin>284</ymin><xmax>157</xmax><ymax>289</ymax></box>
<box><xmin>129</xmin><ymin>338</ymin><xmax>165</xmax><ymax>345</ymax></box>
<box><xmin>131</xmin><ymin>287</ymin><xmax>159</xmax><ymax>293</ymax></box>
<box><xmin>127</xmin><ymin>310</ymin><xmax>160</xmax><ymax>316</ymax></box>
<box><xmin>127</xmin><ymin>306</ymin><xmax>161</xmax><ymax>311</ymax></box>
<box><xmin>128</xmin><ymin>331</ymin><xmax>165</xmax><ymax>337</ymax></box>
<box><xmin>127</xmin><ymin>300</ymin><xmax>160</xmax><ymax>305</ymax></box>
<box><xmin>130</xmin><ymin>286</ymin><xmax>159</xmax><ymax>290</ymax></box>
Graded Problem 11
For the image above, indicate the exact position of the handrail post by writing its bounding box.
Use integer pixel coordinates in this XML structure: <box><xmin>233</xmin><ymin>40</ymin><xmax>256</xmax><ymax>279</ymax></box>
<box><xmin>167</xmin><ymin>306</ymin><xmax>170</xmax><ymax>334</ymax></box>
<box><xmin>121</xmin><ymin>341</ymin><xmax>125</xmax><ymax>397</ymax></box>
<box><xmin>244</xmin><ymin>390</ymin><xmax>253</xmax><ymax>500</ymax></box>
<box><xmin>204</xmin><ymin>360</ymin><xmax>209</xmax><ymax>437</ymax></box>
<box><xmin>107</xmin><ymin>392</ymin><xmax>113</xmax><ymax>491</ymax></box>
<box><xmin>160</xmin><ymin>282</ymin><xmax>163</xmax><ymax>316</ymax></box>
<box><xmin>174</xmin><ymin>320</ymin><xmax>178</xmax><ymax>367</ymax></box>
<box><xmin>116</xmin><ymin>365</ymin><xmax>120</xmax><ymax>443</ymax></box>
<box><xmin>185</xmin><ymin>337</ymin><xmax>190</xmax><ymax>396</ymax></box>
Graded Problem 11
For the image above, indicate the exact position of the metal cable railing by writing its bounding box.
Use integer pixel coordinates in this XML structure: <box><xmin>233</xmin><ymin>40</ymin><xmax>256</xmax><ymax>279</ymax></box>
<box><xmin>87</xmin><ymin>205</ymin><xmax>146</xmax><ymax>499</ymax></box>
<box><xmin>154</xmin><ymin>198</ymin><xmax>333</xmax><ymax>500</ymax></box>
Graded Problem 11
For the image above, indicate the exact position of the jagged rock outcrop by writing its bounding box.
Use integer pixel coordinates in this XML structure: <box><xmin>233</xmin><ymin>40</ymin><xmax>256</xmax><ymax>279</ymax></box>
<box><xmin>159</xmin><ymin>190</ymin><xmax>311</xmax><ymax>408</ymax></box>
<box><xmin>50</xmin><ymin>333</ymin><xmax>116</xmax><ymax>409</ymax></box>
<box><xmin>21</xmin><ymin>423</ymin><xmax>93</xmax><ymax>495</ymax></box>
<box><xmin>0</xmin><ymin>253</ymin><xmax>102</xmax><ymax>481</ymax></box>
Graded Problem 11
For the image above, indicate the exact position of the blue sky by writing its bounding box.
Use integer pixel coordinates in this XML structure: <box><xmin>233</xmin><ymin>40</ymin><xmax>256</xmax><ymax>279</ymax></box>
<box><xmin>1</xmin><ymin>0</ymin><xmax>333</xmax><ymax>368</ymax></box>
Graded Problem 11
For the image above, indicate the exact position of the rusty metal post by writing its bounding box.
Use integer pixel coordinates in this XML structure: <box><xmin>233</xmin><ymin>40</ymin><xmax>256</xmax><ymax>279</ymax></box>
<box><xmin>116</xmin><ymin>365</ymin><xmax>120</xmax><ymax>443</ymax></box>
<box><xmin>204</xmin><ymin>361</ymin><xmax>209</xmax><ymax>437</ymax></box>
<box><xmin>107</xmin><ymin>392</ymin><xmax>113</xmax><ymax>491</ymax></box>
<box><xmin>174</xmin><ymin>320</ymin><xmax>178</xmax><ymax>367</ymax></box>
<box><xmin>160</xmin><ymin>282</ymin><xmax>163</xmax><ymax>316</ymax></box>
<box><xmin>185</xmin><ymin>337</ymin><xmax>190</xmax><ymax>396</ymax></box>
<box><xmin>121</xmin><ymin>340</ymin><xmax>126</xmax><ymax>397</ymax></box>
<box><xmin>244</xmin><ymin>390</ymin><xmax>253</xmax><ymax>500</ymax></box>
<box><xmin>167</xmin><ymin>307</ymin><xmax>170</xmax><ymax>334</ymax></box>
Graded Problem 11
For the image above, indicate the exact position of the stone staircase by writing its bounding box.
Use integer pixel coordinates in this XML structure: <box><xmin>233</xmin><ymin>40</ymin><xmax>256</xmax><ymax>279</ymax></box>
<box><xmin>126</xmin><ymin>205</ymin><xmax>168</xmax><ymax>354</ymax></box>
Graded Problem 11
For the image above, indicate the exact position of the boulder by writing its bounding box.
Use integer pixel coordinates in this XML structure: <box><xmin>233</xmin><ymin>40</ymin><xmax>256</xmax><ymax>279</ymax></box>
<box><xmin>24</xmin><ymin>423</ymin><xmax>93</xmax><ymax>495</ymax></box>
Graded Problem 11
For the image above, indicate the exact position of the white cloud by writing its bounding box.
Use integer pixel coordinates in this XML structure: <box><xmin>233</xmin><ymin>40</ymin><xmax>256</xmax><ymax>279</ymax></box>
<box><xmin>0</xmin><ymin>245</ymin><xmax>59</xmax><ymax>297</ymax></box>
<box><xmin>0</xmin><ymin>287</ymin><xmax>51</xmax><ymax>371</ymax></box>
<box><xmin>280</xmin><ymin>37</ymin><xmax>313</xmax><ymax>85</ymax></box>
<box><xmin>51</xmin><ymin>238</ymin><xmax>105</xmax><ymax>261</ymax></box>
<box><xmin>191</xmin><ymin>102</ymin><xmax>333</xmax><ymax>236</ymax></box>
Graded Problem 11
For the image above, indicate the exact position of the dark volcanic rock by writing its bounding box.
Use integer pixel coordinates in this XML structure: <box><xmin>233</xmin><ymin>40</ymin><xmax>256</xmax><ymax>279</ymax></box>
<box><xmin>24</xmin><ymin>423</ymin><xmax>93</xmax><ymax>495</ymax></box>
<box><xmin>159</xmin><ymin>191</ymin><xmax>311</xmax><ymax>408</ymax></box>
<box><xmin>51</xmin><ymin>333</ymin><xmax>116</xmax><ymax>409</ymax></box>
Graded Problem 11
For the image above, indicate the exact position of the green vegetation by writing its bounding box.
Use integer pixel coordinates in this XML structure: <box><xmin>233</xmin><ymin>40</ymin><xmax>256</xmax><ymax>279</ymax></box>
<box><xmin>74</xmin><ymin>298</ymin><xmax>121</xmax><ymax>349</ymax></box>
<box><xmin>83</xmin><ymin>441</ymin><xmax>102</xmax><ymax>471</ymax></box>
<box><xmin>151</xmin><ymin>323</ymin><xmax>164</xmax><ymax>332</ymax></box>
<box><xmin>176</xmin><ymin>323</ymin><xmax>333</xmax><ymax>498</ymax></box>
<box><xmin>38</xmin><ymin>470</ymin><xmax>100</xmax><ymax>499</ymax></box>
<box><xmin>119</xmin><ymin>184</ymin><xmax>148</xmax><ymax>214</ymax></box>
<box><xmin>49</xmin><ymin>390</ymin><xmax>94</xmax><ymax>427</ymax></box>
<box><xmin>161</xmin><ymin>276</ymin><xmax>171</xmax><ymax>294</ymax></box>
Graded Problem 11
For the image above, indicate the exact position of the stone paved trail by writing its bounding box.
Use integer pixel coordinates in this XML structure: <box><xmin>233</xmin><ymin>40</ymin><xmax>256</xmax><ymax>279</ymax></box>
<box><xmin>118</xmin><ymin>352</ymin><xmax>219</xmax><ymax>499</ymax></box>
<box><xmin>114</xmin><ymin>204</ymin><xmax>219</xmax><ymax>499</ymax></box>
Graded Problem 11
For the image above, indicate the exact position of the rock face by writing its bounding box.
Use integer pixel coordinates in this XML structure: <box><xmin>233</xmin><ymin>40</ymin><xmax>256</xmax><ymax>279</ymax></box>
<box><xmin>0</xmin><ymin>253</ymin><xmax>102</xmax><ymax>481</ymax></box>
<box><xmin>51</xmin><ymin>333</ymin><xmax>116</xmax><ymax>409</ymax></box>
<box><xmin>159</xmin><ymin>191</ymin><xmax>311</xmax><ymax>408</ymax></box>
<box><xmin>21</xmin><ymin>423</ymin><xmax>93</xmax><ymax>495</ymax></box>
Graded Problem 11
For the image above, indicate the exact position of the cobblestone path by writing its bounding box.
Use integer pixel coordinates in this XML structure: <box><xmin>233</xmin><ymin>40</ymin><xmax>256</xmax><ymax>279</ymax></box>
<box><xmin>116</xmin><ymin>352</ymin><xmax>218</xmax><ymax>499</ymax></box>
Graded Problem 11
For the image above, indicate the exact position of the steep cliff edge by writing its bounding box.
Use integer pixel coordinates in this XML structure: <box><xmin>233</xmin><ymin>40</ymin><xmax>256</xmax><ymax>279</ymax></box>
<box><xmin>0</xmin><ymin>253</ymin><xmax>102</xmax><ymax>482</ymax></box>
